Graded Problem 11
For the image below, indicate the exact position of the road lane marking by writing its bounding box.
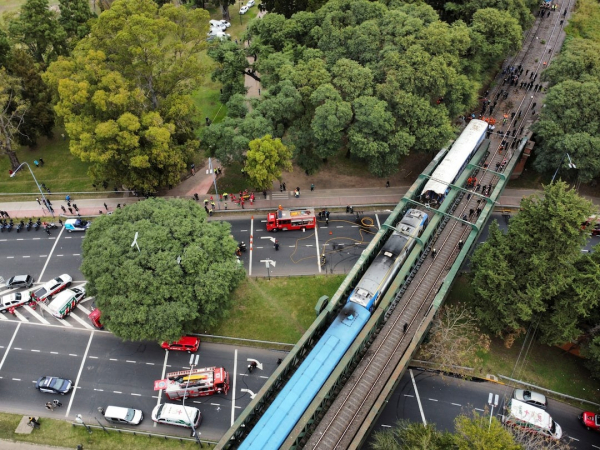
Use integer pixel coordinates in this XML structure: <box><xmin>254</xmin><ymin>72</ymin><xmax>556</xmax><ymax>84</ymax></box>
<box><xmin>110</xmin><ymin>358</ymin><xmax>118</xmax><ymax>361</ymax></box>
<box><xmin>474</xmin><ymin>408</ymin><xmax>484</xmax><ymax>412</ymax></box>
<box><xmin>403</xmin><ymin>394</ymin><xmax>414</xmax><ymax>397</ymax></box>
<box><xmin>410</xmin><ymin>369</ymin><xmax>427</xmax><ymax>425</ymax></box>
<box><xmin>14</xmin><ymin>348</ymin><xmax>22</xmax><ymax>350</ymax></box>
<box><xmin>22</xmin><ymin>256</ymin><xmax>30</xmax><ymax>258</ymax></box>
<box><xmin>249</xmin><ymin>217</ymin><xmax>254</xmax><ymax>276</ymax></box>
<box><xmin>6</xmin><ymin>256</ymin><xmax>14</xmax><ymax>259</ymax></box>
<box><xmin>0</xmin><ymin>314</ymin><xmax>7</xmax><ymax>321</ymax></box>
<box><xmin>146</xmin><ymin>362</ymin><xmax>155</xmax><ymax>365</ymax></box>
<box><xmin>13</xmin><ymin>309</ymin><xmax>29</xmax><ymax>322</ymax></box>
<box><xmin>126</xmin><ymin>360</ymin><xmax>136</xmax><ymax>363</ymax></box>
<box><xmin>38</xmin><ymin>225</ymin><xmax>66</xmax><ymax>282</ymax></box>
<box><xmin>315</xmin><ymin>222</ymin><xmax>322</xmax><ymax>274</ymax></box>
<box><xmin>131</xmin><ymin>393</ymin><xmax>141</xmax><ymax>396</ymax></box>
<box><xmin>89</xmin><ymin>356</ymin><xmax>98</xmax><ymax>359</ymax></box>
<box><xmin>12</xmin><ymin>378</ymin><xmax>21</xmax><ymax>381</ymax></box>
<box><xmin>210</xmin><ymin>403</ymin><xmax>220</xmax><ymax>406</ymax></box>
<box><xmin>231</xmin><ymin>348</ymin><xmax>238</xmax><ymax>426</ymax></box>
<box><xmin>77</xmin><ymin>304</ymin><xmax>91</xmax><ymax>315</ymax></box>
<box><xmin>155</xmin><ymin>350</ymin><xmax>170</xmax><ymax>428</ymax></box>
<box><xmin>428</xmin><ymin>398</ymin><xmax>438</xmax><ymax>402</ymax></box>
<box><xmin>51</xmin><ymin>351</ymin><xmax>58</xmax><ymax>354</ymax></box>
<box><xmin>94</xmin><ymin>389</ymin><xmax>104</xmax><ymax>392</ymax></box>
<box><xmin>66</xmin><ymin>331</ymin><xmax>94</xmax><ymax>417</ymax></box>
<box><xmin>31</xmin><ymin>349</ymin><xmax>40</xmax><ymax>352</ymax></box>
<box><xmin>113</xmin><ymin>391</ymin><xmax>122</xmax><ymax>394</ymax></box>
<box><xmin>23</xmin><ymin>304</ymin><xmax>51</xmax><ymax>324</ymax></box>
<box><xmin>69</xmin><ymin>354</ymin><xmax>78</xmax><ymax>357</ymax></box>
<box><xmin>376</xmin><ymin>214</ymin><xmax>381</xmax><ymax>229</ymax></box>
<box><xmin>73</xmin><ymin>253</ymin><xmax>80</xmax><ymax>256</ymax></box>
<box><xmin>452</xmin><ymin>403</ymin><xmax>462</xmax><ymax>406</ymax></box>
<box><xmin>381</xmin><ymin>425</ymin><xmax>392</xmax><ymax>428</ymax></box>
<box><xmin>68</xmin><ymin>312</ymin><xmax>94</xmax><ymax>329</ymax></box>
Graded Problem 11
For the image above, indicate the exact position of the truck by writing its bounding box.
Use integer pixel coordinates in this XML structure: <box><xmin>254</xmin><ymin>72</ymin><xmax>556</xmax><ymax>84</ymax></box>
<box><xmin>154</xmin><ymin>367</ymin><xmax>230</xmax><ymax>401</ymax></box>
<box><xmin>266</xmin><ymin>208</ymin><xmax>316</xmax><ymax>232</ymax></box>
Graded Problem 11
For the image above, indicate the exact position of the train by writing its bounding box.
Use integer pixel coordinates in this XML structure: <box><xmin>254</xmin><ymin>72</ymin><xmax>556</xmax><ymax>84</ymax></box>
<box><xmin>421</xmin><ymin>119</ymin><xmax>488</xmax><ymax>204</ymax></box>
<box><xmin>238</xmin><ymin>209</ymin><xmax>429</xmax><ymax>450</ymax></box>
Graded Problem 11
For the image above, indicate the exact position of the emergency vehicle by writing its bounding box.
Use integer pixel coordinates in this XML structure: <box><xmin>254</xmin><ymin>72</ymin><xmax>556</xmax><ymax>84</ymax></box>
<box><xmin>154</xmin><ymin>367</ymin><xmax>230</xmax><ymax>401</ymax></box>
<box><xmin>582</xmin><ymin>215</ymin><xmax>600</xmax><ymax>236</ymax></box>
<box><xmin>266</xmin><ymin>208</ymin><xmax>316</xmax><ymax>232</ymax></box>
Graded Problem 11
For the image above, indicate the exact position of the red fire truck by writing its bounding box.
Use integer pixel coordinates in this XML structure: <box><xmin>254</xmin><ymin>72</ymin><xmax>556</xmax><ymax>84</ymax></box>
<box><xmin>266</xmin><ymin>208</ymin><xmax>316</xmax><ymax>232</ymax></box>
<box><xmin>154</xmin><ymin>367</ymin><xmax>230</xmax><ymax>400</ymax></box>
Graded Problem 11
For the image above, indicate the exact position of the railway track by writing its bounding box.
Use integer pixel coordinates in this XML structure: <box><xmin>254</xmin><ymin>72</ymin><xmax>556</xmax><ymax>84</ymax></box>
<box><xmin>302</xmin><ymin>3</ymin><xmax>573</xmax><ymax>448</ymax></box>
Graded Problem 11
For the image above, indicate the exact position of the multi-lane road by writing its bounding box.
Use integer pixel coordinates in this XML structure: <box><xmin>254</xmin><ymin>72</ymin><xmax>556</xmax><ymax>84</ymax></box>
<box><xmin>1</xmin><ymin>211</ymin><xmax>599</xmax><ymax>446</ymax></box>
<box><xmin>366</xmin><ymin>369</ymin><xmax>600</xmax><ymax>449</ymax></box>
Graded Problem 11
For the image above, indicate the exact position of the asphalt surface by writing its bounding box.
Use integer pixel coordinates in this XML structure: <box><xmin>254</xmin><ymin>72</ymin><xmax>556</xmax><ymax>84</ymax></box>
<box><xmin>0</xmin><ymin>322</ymin><xmax>282</xmax><ymax>442</ymax></box>
<box><xmin>365</xmin><ymin>369</ymin><xmax>600</xmax><ymax>449</ymax></box>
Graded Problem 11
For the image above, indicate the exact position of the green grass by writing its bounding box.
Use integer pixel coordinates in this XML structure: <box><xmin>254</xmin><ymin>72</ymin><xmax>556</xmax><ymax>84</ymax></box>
<box><xmin>447</xmin><ymin>276</ymin><xmax>600</xmax><ymax>406</ymax></box>
<box><xmin>565</xmin><ymin>0</ymin><xmax>600</xmax><ymax>42</ymax></box>
<box><xmin>209</xmin><ymin>275</ymin><xmax>345</xmax><ymax>343</ymax></box>
<box><xmin>0</xmin><ymin>413</ymin><xmax>203</xmax><ymax>450</ymax></box>
<box><xmin>0</xmin><ymin>130</ymin><xmax>95</xmax><ymax>197</ymax></box>
<box><xmin>207</xmin><ymin>161</ymin><xmax>254</xmax><ymax>196</ymax></box>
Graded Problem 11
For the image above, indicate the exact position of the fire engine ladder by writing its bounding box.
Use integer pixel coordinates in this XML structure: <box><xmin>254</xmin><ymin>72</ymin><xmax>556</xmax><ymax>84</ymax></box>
<box><xmin>166</xmin><ymin>367</ymin><xmax>213</xmax><ymax>380</ymax></box>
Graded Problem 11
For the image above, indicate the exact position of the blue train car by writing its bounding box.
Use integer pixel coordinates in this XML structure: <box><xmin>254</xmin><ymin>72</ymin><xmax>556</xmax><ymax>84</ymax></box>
<box><xmin>238</xmin><ymin>209</ymin><xmax>428</xmax><ymax>450</ymax></box>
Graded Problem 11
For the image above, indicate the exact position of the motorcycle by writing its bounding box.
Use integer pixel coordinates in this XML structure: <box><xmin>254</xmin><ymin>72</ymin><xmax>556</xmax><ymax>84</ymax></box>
<box><xmin>0</xmin><ymin>220</ymin><xmax>4</xmax><ymax>232</ymax></box>
<box><xmin>26</xmin><ymin>219</ymin><xmax>32</xmax><ymax>231</ymax></box>
<box><xmin>43</xmin><ymin>222</ymin><xmax>58</xmax><ymax>229</ymax></box>
<box><xmin>239</xmin><ymin>241</ymin><xmax>247</xmax><ymax>252</ymax></box>
<box><xmin>33</xmin><ymin>219</ymin><xmax>41</xmax><ymax>231</ymax></box>
<box><xmin>16</xmin><ymin>221</ymin><xmax>24</xmax><ymax>233</ymax></box>
<box><xmin>7</xmin><ymin>220</ymin><xmax>13</xmax><ymax>232</ymax></box>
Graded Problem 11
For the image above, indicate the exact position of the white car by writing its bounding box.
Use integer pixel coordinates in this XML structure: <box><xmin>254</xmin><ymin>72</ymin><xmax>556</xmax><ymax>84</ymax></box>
<box><xmin>207</xmin><ymin>31</ymin><xmax>230</xmax><ymax>41</ymax></box>
<box><xmin>0</xmin><ymin>292</ymin><xmax>30</xmax><ymax>313</ymax></box>
<box><xmin>33</xmin><ymin>274</ymin><xmax>73</xmax><ymax>302</ymax></box>
<box><xmin>247</xmin><ymin>0</ymin><xmax>255</xmax><ymax>6</ymax></box>
<box><xmin>209</xmin><ymin>20</ymin><xmax>227</xmax><ymax>30</ymax></box>
<box><xmin>219</xmin><ymin>20</ymin><xmax>231</xmax><ymax>29</ymax></box>
<box><xmin>64</xmin><ymin>218</ymin><xmax>91</xmax><ymax>232</ymax></box>
<box><xmin>240</xmin><ymin>5</ymin><xmax>249</xmax><ymax>14</ymax></box>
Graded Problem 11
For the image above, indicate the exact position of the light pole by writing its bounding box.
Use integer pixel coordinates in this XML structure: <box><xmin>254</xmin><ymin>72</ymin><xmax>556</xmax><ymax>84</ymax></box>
<box><xmin>131</xmin><ymin>232</ymin><xmax>140</xmax><ymax>252</ymax></box>
<box><xmin>75</xmin><ymin>414</ymin><xmax>92</xmax><ymax>434</ymax></box>
<box><xmin>207</xmin><ymin>158</ymin><xmax>220</xmax><ymax>209</ymax></box>
<box><xmin>488</xmin><ymin>393</ymin><xmax>499</xmax><ymax>430</ymax></box>
<box><xmin>551</xmin><ymin>153</ymin><xmax>576</xmax><ymax>184</ymax></box>
<box><xmin>10</xmin><ymin>162</ymin><xmax>54</xmax><ymax>217</ymax></box>
<box><xmin>182</xmin><ymin>354</ymin><xmax>202</xmax><ymax>446</ymax></box>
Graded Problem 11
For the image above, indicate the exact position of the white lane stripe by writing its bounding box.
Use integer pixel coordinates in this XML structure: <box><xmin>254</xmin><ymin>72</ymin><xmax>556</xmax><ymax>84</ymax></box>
<box><xmin>38</xmin><ymin>226</ymin><xmax>66</xmax><ymax>282</ymax></box>
<box><xmin>22</xmin><ymin>256</ymin><xmax>30</xmax><ymax>258</ymax></box>
<box><xmin>36</xmin><ymin>302</ymin><xmax>74</xmax><ymax>327</ymax></box>
<box><xmin>376</xmin><ymin>214</ymin><xmax>381</xmax><ymax>229</ymax></box>
<box><xmin>315</xmin><ymin>223</ymin><xmax>321</xmax><ymax>274</ymax></box>
<box><xmin>68</xmin><ymin>311</ymin><xmax>94</xmax><ymax>329</ymax></box>
<box><xmin>89</xmin><ymin>356</ymin><xmax>98</xmax><ymax>359</ymax></box>
<box><xmin>0</xmin><ymin>324</ymin><xmax>20</xmax><ymax>372</ymax></box>
<box><xmin>65</xmin><ymin>331</ymin><xmax>94</xmax><ymax>417</ymax></box>
<box><xmin>77</xmin><ymin>304</ymin><xmax>91</xmax><ymax>315</ymax></box>
<box><xmin>0</xmin><ymin>314</ymin><xmax>7</xmax><ymax>321</ymax></box>
<box><xmin>231</xmin><ymin>349</ymin><xmax>238</xmax><ymax>426</ymax></box>
<box><xmin>31</xmin><ymin>349</ymin><xmax>40</xmax><ymax>352</ymax></box>
<box><xmin>428</xmin><ymin>398</ymin><xmax>438</xmax><ymax>402</ymax></box>
<box><xmin>452</xmin><ymin>403</ymin><xmax>462</xmax><ymax>406</ymax></box>
<box><xmin>410</xmin><ymin>369</ymin><xmax>427</xmax><ymax>425</ymax></box>
<box><xmin>131</xmin><ymin>393</ymin><xmax>141</xmax><ymax>396</ymax></box>
<box><xmin>13</xmin><ymin>309</ymin><xmax>29</xmax><ymax>322</ymax></box>
<box><xmin>249</xmin><ymin>216</ymin><xmax>254</xmax><ymax>277</ymax></box>
<box><xmin>23</xmin><ymin>304</ymin><xmax>51</xmax><ymax>324</ymax></box>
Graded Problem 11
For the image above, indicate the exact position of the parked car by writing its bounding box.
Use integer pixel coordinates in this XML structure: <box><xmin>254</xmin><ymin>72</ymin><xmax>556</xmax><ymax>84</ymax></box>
<box><xmin>218</xmin><ymin>20</ymin><xmax>231</xmax><ymax>28</ymax></box>
<box><xmin>64</xmin><ymin>219</ymin><xmax>91</xmax><ymax>232</ymax></box>
<box><xmin>36</xmin><ymin>376</ymin><xmax>72</xmax><ymax>395</ymax></box>
<box><xmin>240</xmin><ymin>5</ymin><xmax>249</xmax><ymax>14</ymax></box>
<box><xmin>246</xmin><ymin>0</ymin><xmax>255</xmax><ymax>6</ymax></box>
<box><xmin>512</xmin><ymin>389</ymin><xmax>548</xmax><ymax>409</ymax></box>
<box><xmin>5</xmin><ymin>274</ymin><xmax>33</xmax><ymax>289</ymax></box>
<box><xmin>0</xmin><ymin>292</ymin><xmax>29</xmax><ymax>313</ymax></box>
<box><xmin>580</xmin><ymin>411</ymin><xmax>600</xmax><ymax>432</ymax></box>
<box><xmin>161</xmin><ymin>336</ymin><xmax>200</xmax><ymax>353</ymax></box>
<box><xmin>207</xmin><ymin>31</ymin><xmax>230</xmax><ymax>42</ymax></box>
<box><xmin>33</xmin><ymin>275</ymin><xmax>72</xmax><ymax>302</ymax></box>
<box><xmin>89</xmin><ymin>307</ymin><xmax>104</xmax><ymax>329</ymax></box>
<box><xmin>104</xmin><ymin>406</ymin><xmax>144</xmax><ymax>425</ymax></box>
<box><xmin>209</xmin><ymin>19</ymin><xmax>226</xmax><ymax>30</ymax></box>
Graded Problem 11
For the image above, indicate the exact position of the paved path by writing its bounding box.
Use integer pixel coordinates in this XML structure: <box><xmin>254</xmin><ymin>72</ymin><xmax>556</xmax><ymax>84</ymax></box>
<box><xmin>0</xmin><ymin>440</ymin><xmax>71</xmax><ymax>450</ymax></box>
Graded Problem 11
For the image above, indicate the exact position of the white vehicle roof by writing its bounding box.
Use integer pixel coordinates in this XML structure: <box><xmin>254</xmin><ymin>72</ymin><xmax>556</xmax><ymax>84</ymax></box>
<box><xmin>421</xmin><ymin>119</ymin><xmax>487</xmax><ymax>198</ymax></box>
<box><xmin>508</xmin><ymin>399</ymin><xmax>561</xmax><ymax>438</ymax></box>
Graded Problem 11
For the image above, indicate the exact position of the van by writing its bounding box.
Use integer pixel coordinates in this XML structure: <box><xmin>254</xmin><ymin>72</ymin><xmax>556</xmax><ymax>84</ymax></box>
<box><xmin>503</xmin><ymin>399</ymin><xmax>562</xmax><ymax>439</ymax></box>
<box><xmin>47</xmin><ymin>287</ymin><xmax>85</xmax><ymax>319</ymax></box>
<box><xmin>104</xmin><ymin>406</ymin><xmax>143</xmax><ymax>425</ymax></box>
<box><xmin>151</xmin><ymin>403</ymin><xmax>201</xmax><ymax>428</ymax></box>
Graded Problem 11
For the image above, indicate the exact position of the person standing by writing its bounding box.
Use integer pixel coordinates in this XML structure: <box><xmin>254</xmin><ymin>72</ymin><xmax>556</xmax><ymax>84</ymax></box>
<box><xmin>274</xmin><ymin>239</ymin><xmax>279</xmax><ymax>251</ymax></box>
<box><xmin>34</xmin><ymin>160</ymin><xmax>39</xmax><ymax>168</ymax></box>
<box><xmin>311</xmin><ymin>183</ymin><xmax>314</xmax><ymax>191</ymax></box>
<box><xmin>39</xmin><ymin>158</ymin><xmax>44</xmax><ymax>166</ymax></box>
<box><xmin>68</xmin><ymin>207</ymin><xmax>73</xmax><ymax>214</ymax></box>
<box><xmin>104</xmin><ymin>203</ymin><xmax>108</xmax><ymax>211</ymax></box>
<box><xmin>36</xmin><ymin>198</ymin><xmax>41</xmax><ymax>205</ymax></box>
<box><xmin>431</xmin><ymin>248</ymin><xmax>437</xmax><ymax>258</ymax></box>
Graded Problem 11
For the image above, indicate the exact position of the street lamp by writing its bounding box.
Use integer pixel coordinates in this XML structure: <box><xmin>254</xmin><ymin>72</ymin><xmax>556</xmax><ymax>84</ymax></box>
<box><xmin>488</xmin><ymin>393</ymin><xmax>499</xmax><ymax>430</ymax></box>
<box><xmin>75</xmin><ymin>414</ymin><xmax>92</xmax><ymax>434</ymax></box>
<box><xmin>131</xmin><ymin>232</ymin><xmax>140</xmax><ymax>252</ymax></box>
<box><xmin>207</xmin><ymin>158</ymin><xmax>220</xmax><ymax>210</ymax></box>
<box><xmin>10</xmin><ymin>162</ymin><xmax>54</xmax><ymax>217</ymax></box>
<box><xmin>182</xmin><ymin>354</ymin><xmax>202</xmax><ymax>446</ymax></box>
<box><xmin>551</xmin><ymin>153</ymin><xmax>576</xmax><ymax>183</ymax></box>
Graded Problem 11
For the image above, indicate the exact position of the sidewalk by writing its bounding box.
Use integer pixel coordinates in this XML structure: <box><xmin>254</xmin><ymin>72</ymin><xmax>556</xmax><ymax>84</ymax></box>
<box><xmin>0</xmin><ymin>441</ymin><xmax>71</xmax><ymax>450</ymax></box>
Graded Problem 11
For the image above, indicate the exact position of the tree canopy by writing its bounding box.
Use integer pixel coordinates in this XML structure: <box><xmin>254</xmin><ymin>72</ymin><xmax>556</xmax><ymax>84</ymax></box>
<box><xmin>245</xmin><ymin>134</ymin><xmax>293</xmax><ymax>189</ymax></box>
<box><xmin>206</xmin><ymin>0</ymin><xmax>523</xmax><ymax>177</ymax></box>
<box><xmin>80</xmin><ymin>198</ymin><xmax>245</xmax><ymax>342</ymax></box>
<box><xmin>44</xmin><ymin>0</ymin><xmax>210</xmax><ymax>192</ymax></box>
<box><xmin>470</xmin><ymin>182</ymin><xmax>596</xmax><ymax>344</ymax></box>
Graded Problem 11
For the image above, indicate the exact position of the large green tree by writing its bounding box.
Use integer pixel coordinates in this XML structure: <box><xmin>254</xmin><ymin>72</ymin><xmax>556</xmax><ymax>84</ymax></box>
<box><xmin>7</xmin><ymin>0</ymin><xmax>68</xmax><ymax>67</ymax></box>
<box><xmin>470</xmin><ymin>182</ymin><xmax>595</xmax><ymax>342</ymax></box>
<box><xmin>58</xmin><ymin>0</ymin><xmax>96</xmax><ymax>47</ymax></box>
<box><xmin>81</xmin><ymin>198</ymin><xmax>245</xmax><ymax>342</ymax></box>
<box><xmin>44</xmin><ymin>0</ymin><xmax>209</xmax><ymax>192</ymax></box>
<box><xmin>207</xmin><ymin>0</ymin><xmax>522</xmax><ymax>177</ymax></box>
<box><xmin>0</xmin><ymin>68</ymin><xmax>29</xmax><ymax>169</ymax></box>
<box><xmin>245</xmin><ymin>134</ymin><xmax>293</xmax><ymax>189</ymax></box>
<box><xmin>453</xmin><ymin>411</ymin><xmax>521</xmax><ymax>450</ymax></box>
<box><xmin>371</xmin><ymin>420</ymin><xmax>454</xmax><ymax>450</ymax></box>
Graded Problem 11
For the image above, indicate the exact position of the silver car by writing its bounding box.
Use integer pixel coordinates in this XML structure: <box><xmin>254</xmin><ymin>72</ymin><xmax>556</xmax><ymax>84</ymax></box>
<box><xmin>513</xmin><ymin>389</ymin><xmax>548</xmax><ymax>409</ymax></box>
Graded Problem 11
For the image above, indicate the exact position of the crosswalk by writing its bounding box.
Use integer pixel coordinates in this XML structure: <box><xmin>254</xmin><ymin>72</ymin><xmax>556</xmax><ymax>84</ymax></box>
<box><xmin>270</xmin><ymin>192</ymin><xmax>289</xmax><ymax>200</ymax></box>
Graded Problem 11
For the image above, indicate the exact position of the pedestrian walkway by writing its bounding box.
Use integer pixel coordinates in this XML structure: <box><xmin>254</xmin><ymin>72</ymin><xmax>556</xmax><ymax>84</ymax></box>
<box><xmin>0</xmin><ymin>440</ymin><xmax>71</xmax><ymax>450</ymax></box>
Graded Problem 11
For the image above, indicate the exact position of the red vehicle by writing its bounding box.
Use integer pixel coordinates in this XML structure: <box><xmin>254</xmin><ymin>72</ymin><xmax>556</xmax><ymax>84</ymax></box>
<box><xmin>582</xmin><ymin>215</ymin><xmax>600</xmax><ymax>236</ymax></box>
<box><xmin>266</xmin><ymin>208</ymin><xmax>316</xmax><ymax>232</ymax></box>
<box><xmin>161</xmin><ymin>336</ymin><xmax>200</xmax><ymax>352</ymax></box>
<box><xmin>88</xmin><ymin>308</ymin><xmax>103</xmax><ymax>329</ymax></box>
<box><xmin>580</xmin><ymin>411</ymin><xmax>600</xmax><ymax>432</ymax></box>
<box><xmin>154</xmin><ymin>366</ymin><xmax>230</xmax><ymax>400</ymax></box>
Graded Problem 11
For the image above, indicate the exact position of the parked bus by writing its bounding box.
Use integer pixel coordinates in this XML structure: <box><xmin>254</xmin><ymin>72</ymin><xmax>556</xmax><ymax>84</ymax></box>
<box><xmin>266</xmin><ymin>208</ymin><xmax>316</xmax><ymax>232</ymax></box>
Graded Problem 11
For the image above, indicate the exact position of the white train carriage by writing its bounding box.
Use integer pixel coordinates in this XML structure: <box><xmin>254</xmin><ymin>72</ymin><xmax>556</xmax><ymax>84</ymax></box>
<box><xmin>421</xmin><ymin>119</ymin><xmax>488</xmax><ymax>204</ymax></box>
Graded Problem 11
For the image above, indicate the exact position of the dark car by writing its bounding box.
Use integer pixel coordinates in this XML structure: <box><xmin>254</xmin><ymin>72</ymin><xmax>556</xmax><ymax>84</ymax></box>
<box><xmin>36</xmin><ymin>376</ymin><xmax>73</xmax><ymax>395</ymax></box>
<box><xmin>5</xmin><ymin>275</ymin><xmax>34</xmax><ymax>289</ymax></box>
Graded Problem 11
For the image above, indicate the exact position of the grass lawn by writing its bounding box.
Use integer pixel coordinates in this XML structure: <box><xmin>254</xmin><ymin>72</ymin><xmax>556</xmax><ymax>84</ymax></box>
<box><xmin>0</xmin><ymin>131</ymin><xmax>95</xmax><ymax>197</ymax></box>
<box><xmin>209</xmin><ymin>275</ymin><xmax>346</xmax><ymax>343</ymax></box>
<box><xmin>0</xmin><ymin>413</ymin><xmax>202</xmax><ymax>449</ymax></box>
<box><xmin>207</xmin><ymin>161</ymin><xmax>255</xmax><ymax>196</ymax></box>
<box><xmin>446</xmin><ymin>276</ymin><xmax>600</xmax><ymax>406</ymax></box>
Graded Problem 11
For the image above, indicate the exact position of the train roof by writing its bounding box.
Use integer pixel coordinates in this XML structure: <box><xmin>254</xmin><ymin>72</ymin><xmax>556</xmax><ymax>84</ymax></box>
<box><xmin>421</xmin><ymin>119</ymin><xmax>487</xmax><ymax>197</ymax></box>
<box><xmin>398</xmin><ymin>209</ymin><xmax>427</xmax><ymax>228</ymax></box>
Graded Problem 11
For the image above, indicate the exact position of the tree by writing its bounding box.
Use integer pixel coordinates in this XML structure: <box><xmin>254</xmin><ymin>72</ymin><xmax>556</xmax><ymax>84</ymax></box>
<box><xmin>58</xmin><ymin>0</ymin><xmax>96</xmax><ymax>47</ymax></box>
<box><xmin>453</xmin><ymin>410</ymin><xmax>521</xmax><ymax>450</ymax></box>
<box><xmin>532</xmin><ymin>80</ymin><xmax>600</xmax><ymax>183</ymax></box>
<box><xmin>44</xmin><ymin>0</ymin><xmax>210</xmax><ymax>192</ymax></box>
<box><xmin>80</xmin><ymin>198</ymin><xmax>245</xmax><ymax>342</ymax></box>
<box><xmin>244</xmin><ymin>134</ymin><xmax>293</xmax><ymax>189</ymax></box>
<box><xmin>470</xmin><ymin>182</ymin><xmax>594</xmax><ymax>342</ymax></box>
<box><xmin>371</xmin><ymin>420</ymin><xmax>454</xmax><ymax>450</ymax></box>
<box><xmin>0</xmin><ymin>68</ymin><xmax>28</xmax><ymax>169</ymax></box>
<box><xmin>418</xmin><ymin>303</ymin><xmax>490</xmax><ymax>375</ymax></box>
<box><xmin>7</xmin><ymin>0</ymin><xmax>68</xmax><ymax>67</ymax></box>
<box><xmin>508</xmin><ymin>419</ymin><xmax>574</xmax><ymax>449</ymax></box>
